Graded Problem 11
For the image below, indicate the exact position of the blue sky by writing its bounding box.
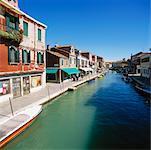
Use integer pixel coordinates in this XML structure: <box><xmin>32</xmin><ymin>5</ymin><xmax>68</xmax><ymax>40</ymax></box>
<box><xmin>19</xmin><ymin>0</ymin><xmax>149</xmax><ymax>61</ymax></box>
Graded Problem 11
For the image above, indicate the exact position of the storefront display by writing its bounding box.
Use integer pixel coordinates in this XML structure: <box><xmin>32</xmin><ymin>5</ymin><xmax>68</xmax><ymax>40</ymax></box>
<box><xmin>12</xmin><ymin>78</ymin><xmax>21</xmax><ymax>98</ymax></box>
<box><xmin>31</xmin><ymin>75</ymin><xmax>41</xmax><ymax>88</ymax></box>
<box><xmin>23</xmin><ymin>76</ymin><xmax>30</xmax><ymax>95</ymax></box>
<box><xmin>0</xmin><ymin>80</ymin><xmax>10</xmax><ymax>96</ymax></box>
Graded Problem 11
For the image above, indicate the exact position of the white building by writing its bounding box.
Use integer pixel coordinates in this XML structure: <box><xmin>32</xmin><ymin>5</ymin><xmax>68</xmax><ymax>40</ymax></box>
<box><xmin>140</xmin><ymin>53</ymin><xmax>151</xmax><ymax>79</ymax></box>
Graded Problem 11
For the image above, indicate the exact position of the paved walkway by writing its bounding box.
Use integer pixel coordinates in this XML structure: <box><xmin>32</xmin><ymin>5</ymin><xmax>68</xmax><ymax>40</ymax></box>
<box><xmin>0</xmin><ymin>74</ymin><xmax>98</xmax><ymax>122</ymax></box>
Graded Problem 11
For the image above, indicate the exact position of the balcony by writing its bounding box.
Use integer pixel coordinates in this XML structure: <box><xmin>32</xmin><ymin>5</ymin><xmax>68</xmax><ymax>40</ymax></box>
<box><xmin>0</xmin><ymin>23</ymin><xmax>23</xmax><ymax>44</ymax></box>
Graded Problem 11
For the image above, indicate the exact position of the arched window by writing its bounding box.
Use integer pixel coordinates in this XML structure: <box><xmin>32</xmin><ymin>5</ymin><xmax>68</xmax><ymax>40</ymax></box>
<box><xmin>8</xmin><ymin>46</ymin><xmax>19</xmax><ymax>63</ymax></box>
<box><xmin>37</xmin><ymin>52</ymin><xmax>44</xmax><ymax>64</ymax></box>
<box><xmin>22</xmin><ymin>49</ymin><xmax>30</xmax><ymax>64</ymax></box>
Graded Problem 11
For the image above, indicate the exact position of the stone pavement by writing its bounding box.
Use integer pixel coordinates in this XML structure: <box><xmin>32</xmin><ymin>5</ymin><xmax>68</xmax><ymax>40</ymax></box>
<box><xmin>0</xmin><ymin>74</ymin><xmax>98</xmax><ymax>122</ymax></box>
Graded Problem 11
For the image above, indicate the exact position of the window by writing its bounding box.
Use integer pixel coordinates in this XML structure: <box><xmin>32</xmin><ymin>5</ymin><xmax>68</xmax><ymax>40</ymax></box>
<box><xmin>141</xmin><ymin>57</ymin><xmax>149</xmax><ymax>63</ymax></box>
<box><xmin>8</xmin><ymin>46</ymin><xmax>19</xmax><ymax>63</ymax></box>
<box><xmin>47</xmin><ymin>74</ymin><xmax>56</xmax><ymax>81</ymax></box>
<box><xmin>31</xmin><ymin>76</ymin><xmax>41</xmax><ymax>88</ymax></box>
<box><xmin>0</xmin><ymin>80</ymin><xmax>10</xmax><ymax>96</ymax></box>
<box><xmin>70</xmin><ymin>58</ymin><xmax>72</xmax><ymax>64</ymax></box>
<box><xmin>23</xmin><ymin>21</ymin><xmax>28</xmax><ymax>36</ymax></box>
<box><xmin>37</xmin><ymin>52</ymin><xmax>44</xmax><ymax>64</ymax></box>
<box><xmin>38</xmin><ymin>29</ymin><xmax>41</xmax><ymax>41</ymax></box>
<box><xmin>6</xmin><ymin>13</ymin><xmax>19</xmax><ymax>31</ymax></box>
<box><xmin>74</xmin><ymin>58</ymin><xmax>76</xmax><ymax>64</ymax></box>
<box><xmin>66</xmin><ymin>60</ymin><xmax>68</xmax><ymax>65</ymax></box>
<box><xmin>61</xmin><ymin>59</ymin><xmax>64</xmax><ymax>66</ymax></box>
<box><xmin>22</xmin><ymin>49</ymin><xmax>30</xmax><ymax>64</ymax></box>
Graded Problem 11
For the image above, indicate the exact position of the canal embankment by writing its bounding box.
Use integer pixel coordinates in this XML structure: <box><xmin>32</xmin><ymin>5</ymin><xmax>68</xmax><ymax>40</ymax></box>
<box><xmin>3</xmin><ymin>72</ymin><xmax>150</xmax><ymax>149</ymax></box>
<box><xmin>0</xmin><ymin>74</ymin><xmax>99</xmax><ymax>123</ymax></box>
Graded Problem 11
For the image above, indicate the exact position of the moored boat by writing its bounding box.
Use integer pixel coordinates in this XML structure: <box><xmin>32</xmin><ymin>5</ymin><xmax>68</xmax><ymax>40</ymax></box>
<box><xmin>0</xmin><ymin>105</ymin><xmax>42</xmax><ymax>148</ymax></box>
<box><xmin>135</xmin><ymin>85</ymin><xmax>151</xmax><ymax>96</ymax></box>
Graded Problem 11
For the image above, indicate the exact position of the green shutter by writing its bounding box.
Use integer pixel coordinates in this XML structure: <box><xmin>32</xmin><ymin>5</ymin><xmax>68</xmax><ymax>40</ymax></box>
<box><xmin>38</xmin><ymin>29</ymin><xmax>41</xmax><ymax>41</ymax></box>
<box><xmin>16</xmin><ymin>50</ymin><xmax>19</xmax><ymax>63</ymax></box>
<box><xmin>6</xmin><ymin>15</ymin><xmax>10</xmax><ymax>31</ymax></box>
<box><xmin>8</xmin><ymin>47</ymin><xmax>11</xmax><ymax>63</ymax></box>
<box><xmin>23</xmin><ymin>22</ymin><xmax>28</xmax><ymax>36</ymax></box>
<box><xmin>22</xmin><ymin>49</ymin><xmax>24</xmax><ymax>63</ymax></box>
<box><xmin>15</xmin><ymin>17</ymin><xmax>19</xmax><ymax>30</ymax></box>
<box><xmin>37</xmin><ymin>52</ymin><xmax>39</xmax><ymax>63</ymax></box>
<box><xmin>28</xmin><ymin>51</ymin><xmax>30</xmax><ymax>63</ymax></box>
<box><xmin>42</xmin><ymin>53</ymin><xmax>44</xmax><ymax>63</ymax></box>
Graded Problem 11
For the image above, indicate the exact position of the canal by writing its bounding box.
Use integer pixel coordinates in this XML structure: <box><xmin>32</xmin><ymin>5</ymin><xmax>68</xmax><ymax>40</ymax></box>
<box><xmin>4</xmin><ymin>72</ymin><xmax>150</xmax><ymax>149</ymax></box>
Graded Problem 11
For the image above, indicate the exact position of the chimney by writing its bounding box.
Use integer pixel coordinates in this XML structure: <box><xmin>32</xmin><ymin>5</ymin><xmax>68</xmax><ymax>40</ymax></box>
<box><xmin>47</xmin><ymin>45</ymin><xmax>50</xmax><ymax>50</ymax></box>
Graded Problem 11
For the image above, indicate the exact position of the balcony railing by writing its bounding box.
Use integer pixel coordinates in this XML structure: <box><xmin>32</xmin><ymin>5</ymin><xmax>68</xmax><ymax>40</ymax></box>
<box><xmin>0</xmin><ymin>23</ymin><xmax>23</xmax><ymax>44</ymax></box>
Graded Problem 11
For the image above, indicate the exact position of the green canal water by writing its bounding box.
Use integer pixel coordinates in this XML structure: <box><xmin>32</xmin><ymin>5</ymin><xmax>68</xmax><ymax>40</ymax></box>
<box><xmin>4</xmin><ymin>72</ymin><xmax>150</xmax><ymax>149</ymax></box>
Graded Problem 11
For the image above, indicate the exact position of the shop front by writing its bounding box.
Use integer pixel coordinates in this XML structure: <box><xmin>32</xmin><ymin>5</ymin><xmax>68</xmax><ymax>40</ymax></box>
<box><xmin>0</xmin><ymin>79</ymin><xmax>10</xmax><ymax>96</ymax></box>
<box><xmin>12</xmin><ymin>78</ymin><xmax>21</xmax><ymax>98</ymax></box>
<box><xmin>23</xmin><ymin>76</ymin><xmax>30</xmax><ymax>95</ymax></box>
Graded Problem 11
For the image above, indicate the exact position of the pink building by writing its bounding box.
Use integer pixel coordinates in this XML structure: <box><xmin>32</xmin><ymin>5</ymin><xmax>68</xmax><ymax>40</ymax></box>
<box><xmin>0</xmin><ymin>0</ymin><xmax>47</xmax><ymax>102</ymax></box>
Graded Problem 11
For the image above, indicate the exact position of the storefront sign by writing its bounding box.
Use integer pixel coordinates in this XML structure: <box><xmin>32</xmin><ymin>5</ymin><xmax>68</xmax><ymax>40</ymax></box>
<box><xmin>31</xmin><ymin>75</ymin><xmax>41</xmax><ymax>88</ymax></box>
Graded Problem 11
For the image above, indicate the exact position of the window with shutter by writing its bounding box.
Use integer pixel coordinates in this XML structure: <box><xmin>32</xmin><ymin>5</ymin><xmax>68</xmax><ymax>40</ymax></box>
<box><xmin>22</xmin><ymin>49</ymin><xmax>30</xmax><ymax>64</ymax></box>
<box><xmin>38</xmin><ymin>29</ymin><xmax>41</xmax><ymax>41</ymax></box>
<box><xmin>8</xmin><ymin>46</ymin><xmax>19</xmax><ymax>63</ymax></box>
<box><xmin>23</xmin><ymin>21</ymin><xmax>28</xmax><ymax>36</ymax></box>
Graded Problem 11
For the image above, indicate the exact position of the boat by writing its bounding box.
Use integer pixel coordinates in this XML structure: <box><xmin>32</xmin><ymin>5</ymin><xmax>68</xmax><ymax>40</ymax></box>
<box><xmin>135</xmin><ymin>85</ymin><xmax>151</xmax><ymax>95</ymax></box>
<box><xmin>0</xmin><ymin>105</ymin><xmax>42</xmax><ymax>148</ymax></box>
<box><xmin>98</xmin><ymin>73</ymin><xmax>104</xmax><ymax>78</ymax></box>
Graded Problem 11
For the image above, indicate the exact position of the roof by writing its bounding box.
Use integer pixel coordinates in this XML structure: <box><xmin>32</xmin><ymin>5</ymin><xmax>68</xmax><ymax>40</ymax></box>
<box><xmin>1</xmin><ymin>0</ymin><xmax>47</xmax><ymax>28</ymax></box>
<box><xmin>47</xmin><ymin>51</ymin><xmax>68</xmax><ymax>58</ymax></box>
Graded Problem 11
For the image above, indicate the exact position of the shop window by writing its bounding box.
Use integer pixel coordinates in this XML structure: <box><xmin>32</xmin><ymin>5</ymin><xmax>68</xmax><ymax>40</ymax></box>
<box><xmin>31</xmin><ymin>76</ymin><xmax>41</xmax><ymax>88</ymax></box>
<box><xmin>22</xmin><ymin>49</ymin><xmax>30</xmax><ymax>64</ymax></box>
<box><xmin>23</xmin><ymin>77</ymin><xmax>30</xmax><ymax>95</ymax></box>
<box><xmin>37</xmin><ymin>52</ymin><xmax>44</xmax><ymax>64</ymax></box>
<box><xmin>0</xmin><ymin>80</ymin><xmax>10</xmax><ymax>96</ymax></box>
<box><xmin>23</xmin><ymin>21</ymin><xmax>28</xmax><ymax>36</ymax></box>
<box><xmin>47</xmin><ymin>74</ymin><xmax>56</xmax><ymax>80</ymax></box>
<box><xmin>8</xmin><ymin>46</ymin><xmax>19</xmax><ymax>63</ymax></box>
<box><xmin>38</xmin><ymin>29</ymin><xmax>41</xmax><ymax>41</ymax></box>
<box><xmin>12</xmin><ymin>78</ymin><xmax>21</xmax><ymax>98</ymax></box>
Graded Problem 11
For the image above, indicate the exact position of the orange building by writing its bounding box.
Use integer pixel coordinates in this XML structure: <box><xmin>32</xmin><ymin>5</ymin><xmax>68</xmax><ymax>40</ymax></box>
<box><xmin>0</xmin><ymin>0</ymin><xmax>47</xmax><ymax>102</ymax></box>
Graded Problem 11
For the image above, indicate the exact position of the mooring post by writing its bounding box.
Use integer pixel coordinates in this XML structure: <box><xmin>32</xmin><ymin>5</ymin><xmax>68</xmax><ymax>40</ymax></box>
<box><xmin>9</xmin><ymin>97</ymin><xmax>14</xmax><ymax>116</ymax></box>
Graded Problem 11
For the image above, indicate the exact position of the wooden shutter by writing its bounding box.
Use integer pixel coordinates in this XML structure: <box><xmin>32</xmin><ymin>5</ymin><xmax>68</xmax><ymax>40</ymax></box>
<box><xmin>22</xmin><ymin>49</ymin><xmax>24</xmax><ymax>63</ymax></box>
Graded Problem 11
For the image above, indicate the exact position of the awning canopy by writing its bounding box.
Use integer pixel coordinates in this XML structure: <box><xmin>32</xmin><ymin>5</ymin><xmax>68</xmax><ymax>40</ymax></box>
<box><xmin>46</xmin><ymin>68</ymin><xmax>58</xmax><ymax>74</ymax></box>
<box><xmin>62</xmin><ymin>68</ymin><xmax>80</xmax><ymax>75</ymax></box>
<box><xmin>80</xmin><ymin>67</ymin><xmax>93</xmax><ymax>72</ymax></box>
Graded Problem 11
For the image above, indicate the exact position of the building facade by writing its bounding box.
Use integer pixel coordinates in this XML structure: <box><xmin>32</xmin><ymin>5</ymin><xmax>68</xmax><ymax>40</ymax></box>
<box><xmin>140</xmin><ymin>53</ymin><xmax>151</xmax><ymax>79</ymax></box>
<box><xmin>0</xmin><ymin>0</ymin><xmax>47</xmax><ymax>103</ymax></box>
<box><xmin>46</xmin><ymin>46</ymin><xmax>80</xmax><ymax>83</ymax></box>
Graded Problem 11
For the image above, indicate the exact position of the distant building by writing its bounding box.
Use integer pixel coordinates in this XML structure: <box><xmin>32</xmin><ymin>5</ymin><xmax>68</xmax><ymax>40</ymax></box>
<box><xmin>97</xmin><ymin>56</ymin><xmax>104</xmax><ymax>72</ymax></box>
<box><xmin>46</xmin><ymin>50</ymin><xmax>69</xmax><ymax>83</ymax></box>
<box><xmin>129</xmin><ymin>52</ymin><xmax>144</xmax><ymax>74</ymax></box>
<box><xmin>112</xmin><ymin>60</ymin><xmax>128</xmax><ymax>69</ymax></box>
<box><xmin>140</xmin><ymin>53</ymin><xmax>151</xmax><ymax>79</ymax></box>
<box><xmin>105</xmin><ymin>62</ymin><xmax>112</xmax><ymax>69</ymax></box>
<box><xmin>81</xmin><ymin>52</ymin><xmax>94</xmax><ymax>73</ymax></box>
<box><xmin>46</xmin><ymin>45</ymin><xmax>80</xmax><ymax>83</ymax></box>
<box><xmin>77</xmin><ymin>52</ymin><xmax>93</xmax><ymax>74</ymax></box>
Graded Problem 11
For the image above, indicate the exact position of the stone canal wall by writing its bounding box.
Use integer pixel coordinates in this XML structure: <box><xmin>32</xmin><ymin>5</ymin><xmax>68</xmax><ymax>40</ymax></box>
<box><xmin>0</xmin><ymin>74</ymin><xmax>99</xmax><ymax>122</ymax></box>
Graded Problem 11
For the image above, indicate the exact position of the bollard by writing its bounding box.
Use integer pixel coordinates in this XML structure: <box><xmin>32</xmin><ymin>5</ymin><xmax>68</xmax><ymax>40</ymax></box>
<box><xmin>9</xmin><ymin>97</ymin><xmax>14</xmax><ymax>116</ymax></box>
